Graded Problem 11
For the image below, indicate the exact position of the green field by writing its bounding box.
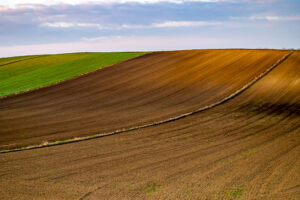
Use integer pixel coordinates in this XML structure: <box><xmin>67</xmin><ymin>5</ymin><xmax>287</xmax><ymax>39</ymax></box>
<box><xmin>0</xmin><ymin>55</ymin><xmax>36</xmax><ymax>66</ymax></box>
<box><xmin>0</xmin><ymin>52</ymin><xmax>148</xmax><ymax>97</ymax></box>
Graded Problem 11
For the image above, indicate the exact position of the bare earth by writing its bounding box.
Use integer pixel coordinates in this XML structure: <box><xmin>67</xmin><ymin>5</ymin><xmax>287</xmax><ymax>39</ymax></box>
<box><xmin>0</xmin><ymin>49</ymin><xmax>289</xmax><ymax>150</ymax></box>
<box><xmin>0</xmin><ymin>50</ymin><xmax>299</xmax><ymax>199</ymax></box>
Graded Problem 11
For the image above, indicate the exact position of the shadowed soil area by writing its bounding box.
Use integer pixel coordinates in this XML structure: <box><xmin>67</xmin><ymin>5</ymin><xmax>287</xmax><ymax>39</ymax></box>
<box><xmin>0</xmin><ymin>50</ymin><xmax>299</xmax><ymax>199</ymax></box>
<box><xmin>0</xmin><ymin>49</ymin><xmax>289</xmax><ymax>150</ymax></box>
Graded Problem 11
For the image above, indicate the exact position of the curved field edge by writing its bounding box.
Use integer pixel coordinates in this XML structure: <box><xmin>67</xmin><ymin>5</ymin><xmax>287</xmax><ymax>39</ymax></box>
<box><xmin>0</xmin><ymin>52</ymin><xmax>149</xmax><ymax>98</ymax></box>
<box><xmin>0</xmin><ymin>51</ymin><xmax>293</xmax><ymax>154</ymax></box>
<box><xmin>0</xmin><ymin>55</ymin><xmax>46</xmax><ymax>67</ymax></box>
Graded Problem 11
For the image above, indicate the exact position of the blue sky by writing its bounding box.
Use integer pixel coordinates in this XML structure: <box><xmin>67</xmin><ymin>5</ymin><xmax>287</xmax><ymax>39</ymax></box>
<box><xmin>0</xmin><ymin>0</ymin><xmax>299</xmax><ymax>57</ymax></box>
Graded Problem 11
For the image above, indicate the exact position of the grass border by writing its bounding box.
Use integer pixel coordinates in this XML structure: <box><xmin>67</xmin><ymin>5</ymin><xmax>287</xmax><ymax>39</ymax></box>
<box><xmin>0</xmin><ymin>55</ymin><xmax>48</xmax><ymax>67</ymax></box>
<box><xmin>0</xmin><ymin>51</ymin><xmax>294</xmax><ymax>154</ymax></box>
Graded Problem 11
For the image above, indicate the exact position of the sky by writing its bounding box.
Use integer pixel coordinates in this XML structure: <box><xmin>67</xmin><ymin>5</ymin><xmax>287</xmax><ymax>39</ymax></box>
<box><xmin>0</xmin><ymin>0</ymin><xmax>299</xmax><ymax>57</ymax></box>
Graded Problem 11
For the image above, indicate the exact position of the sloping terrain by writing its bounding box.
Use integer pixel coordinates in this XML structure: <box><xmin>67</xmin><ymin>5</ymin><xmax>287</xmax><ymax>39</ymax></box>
<box><xmin>0</xmin><ymin>49</ymin><xmax>289</xmax><ymax>150</ymax></box>
<box><xmin>0</xmin><ymin>55</ymin><xmax>37</xmax><ymax>66</ymax></box>
<box><xmin>0</xmin><ymin>50</ymin><xmax>298</xmax><ymax>200</ymax></box>
<box><xmin>0</xmin><ymin>52</ymin><xmax>146</xmax><ymax>97</ymax></box>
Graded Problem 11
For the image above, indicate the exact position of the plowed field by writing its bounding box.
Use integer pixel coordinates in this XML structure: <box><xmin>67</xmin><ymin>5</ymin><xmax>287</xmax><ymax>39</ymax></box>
<box><xmin>0</xmin><ymin>49</ymin><xmax>299</xmax><ymax>200</ymax></box>
<box><xmin>0</xmin><ymin>50</ymin><xmax>290</xmax><ymax>150</ymax></box>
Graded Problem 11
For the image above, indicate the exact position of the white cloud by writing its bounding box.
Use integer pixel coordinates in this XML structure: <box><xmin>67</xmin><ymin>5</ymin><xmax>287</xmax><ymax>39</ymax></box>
<box><xmin>250</xmin><ymin>15</ymin><xmax>300</xmax><ymax>21</ymax></box>
<box><xmin>153</xmin><ymin>21</ymin><xmax>221</xmax><ymax>27</ymax></box>
<box><xmin>0</xmin><ymin>0</ymin><xmax>231</xmax><ymax>7</ymax></box>
<box><xmin>42</xmin><ymin>20</ymin><xmax>222</xmax><ymax>30</ymax></box>
<box><xmin>231</xmin><ymin>15</ymin><xmax>300</xmax><ymax>22</ymax></box>
<box><xmin>41</xmin><ymin>22</ymin><xmax>104</xmax><ymax>29</ymax></box>
<box><xmin>120</xmin><ymin>21</ymin><xmax>221</xmax><ymax>29</ymax></box>
<box><xmin>82</xmin><ymin>35</ymin><xmax>126</xmax><ymax>42</ymax></box>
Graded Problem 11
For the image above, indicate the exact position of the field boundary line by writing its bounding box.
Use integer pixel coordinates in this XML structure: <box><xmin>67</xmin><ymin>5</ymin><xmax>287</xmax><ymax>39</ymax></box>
<box><xmin>0</xmin><ymin>52</ymin><xmax>150</xmax><ymax>99</ymax></box>
<box><xmin>0</xmin><ymin>51</ymin><xmax>293</xmax><ymax>154</ymax></box>
<box><xmin>0</xmin><ymin>55</ymin><xmax>48</xmax><ymax>67</ymax></box>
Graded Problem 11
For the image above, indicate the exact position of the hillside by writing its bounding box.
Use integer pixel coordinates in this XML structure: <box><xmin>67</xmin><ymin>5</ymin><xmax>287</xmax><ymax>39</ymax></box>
<box><xmin>0</xmin><ymin>52</ymin><xmax>147</xmax><ymax>97</ymax></box>
<box><xmin>0</xmin><ymin>49</ymin><xmax>299</xmax><ymax>200</ymax></box>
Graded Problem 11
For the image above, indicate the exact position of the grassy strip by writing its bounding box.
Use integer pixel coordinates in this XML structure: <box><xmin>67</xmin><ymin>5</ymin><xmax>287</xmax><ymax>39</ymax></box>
<box><xmin>0</xmin><ymin>55</ymin><xmax>33</xmax><ymax>65</ymax></box>
<box><xmin>0</xmin><ymin>52</ymin><xmax>148</xmax><ymax>98</ymax></box>
<box><xmin>0</xmin><ymin>55</ymin><xmax>46</xmax><ymax>67</ymax></box>
<box><xmin>0</xmin><ymin>51</ymin><xmax>293</xmax><ymax>154</ymax></box>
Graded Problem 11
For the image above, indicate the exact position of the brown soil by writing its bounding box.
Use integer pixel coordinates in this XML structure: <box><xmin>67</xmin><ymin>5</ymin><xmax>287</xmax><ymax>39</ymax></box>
<box><xmin>0</xmin><ymin>49</ymin><xmax>289</xmax><ymax>150</ymax></box>
<box><xmin>0</xmin><ymin>50</ymin><xmax>299</xmax><ymax>200</ymax></box>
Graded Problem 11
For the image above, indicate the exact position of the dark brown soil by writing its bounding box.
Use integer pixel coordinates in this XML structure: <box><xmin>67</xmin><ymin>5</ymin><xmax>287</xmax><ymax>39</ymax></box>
<box><xmin>0</xmin><ymin>50</ymin><xmax>299</xmax><ymax>200</ymax></box>
<box><xmin>0</xmin><ymin>49</ymin><xmax>288</xmax><ymax>150</ymax></box>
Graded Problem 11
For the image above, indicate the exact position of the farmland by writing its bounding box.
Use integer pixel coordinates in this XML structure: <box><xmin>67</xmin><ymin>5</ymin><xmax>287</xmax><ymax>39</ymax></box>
<box><xmin>0</xmin><ymin>52</ymin><xmax>147</xmax><ymax>97</ymax></box>
<box><xmin>0</xmin><ymin>49</ymin><xmax>299</xmax><ymax>199</ymax></box>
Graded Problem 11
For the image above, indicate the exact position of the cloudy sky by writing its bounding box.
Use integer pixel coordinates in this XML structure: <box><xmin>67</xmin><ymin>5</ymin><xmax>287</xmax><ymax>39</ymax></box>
<box><xmin>0</xmin><ymin>0</ymin><xmax>299</xmax><ymax>57</ymax></box>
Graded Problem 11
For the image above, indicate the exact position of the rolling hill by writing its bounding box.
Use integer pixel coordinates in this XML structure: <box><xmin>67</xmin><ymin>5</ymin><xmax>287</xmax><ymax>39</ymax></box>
<box><xmin>0</xmin><ymin>49</ymin><xmax>299</xmax><ymax>200</ymax></box>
